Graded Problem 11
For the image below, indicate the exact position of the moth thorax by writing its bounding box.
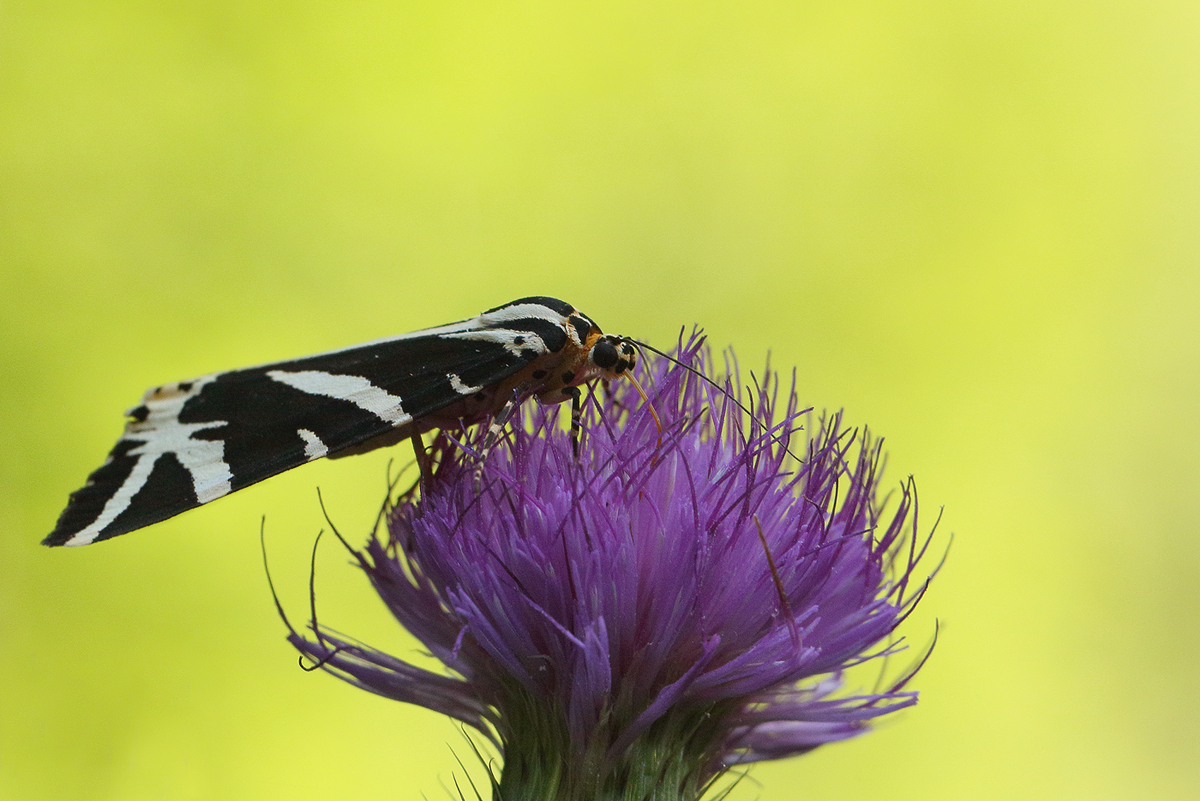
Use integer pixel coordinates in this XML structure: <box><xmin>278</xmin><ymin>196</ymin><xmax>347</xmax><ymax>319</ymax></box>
<box><xmin>590</xmin><ymin>335</ymin><xmax>638</xmax><ymax>378</ymax></box>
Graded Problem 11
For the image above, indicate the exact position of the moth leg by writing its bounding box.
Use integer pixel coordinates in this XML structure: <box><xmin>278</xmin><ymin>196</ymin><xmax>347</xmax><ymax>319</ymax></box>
<box><xmin>473</xmin><ymin>393</ymin><xmax>523</xmax><ymax>492</ymax></box>
<box><xmin>411</xmin><ymin>433</ymin><xmax>432</xmax><ymax>485</ymax></box>
<box><xmin>566</xmin><ymin>385</ymin><xmax>583</xmax><ymax>457</ymax></box>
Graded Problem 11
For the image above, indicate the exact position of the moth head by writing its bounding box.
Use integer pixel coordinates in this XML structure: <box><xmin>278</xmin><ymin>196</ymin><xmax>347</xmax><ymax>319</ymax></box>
<box><xmin>589</xmin><ymin>335</ymin><xmax>638</xmax><ymax>379</ymax></box>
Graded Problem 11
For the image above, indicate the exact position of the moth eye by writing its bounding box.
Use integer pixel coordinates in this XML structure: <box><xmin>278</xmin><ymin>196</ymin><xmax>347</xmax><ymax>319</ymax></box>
<box><xmin>591</xmin><ymin>339</ymin><xmax>619</xmax><ymax>369</ymax></box>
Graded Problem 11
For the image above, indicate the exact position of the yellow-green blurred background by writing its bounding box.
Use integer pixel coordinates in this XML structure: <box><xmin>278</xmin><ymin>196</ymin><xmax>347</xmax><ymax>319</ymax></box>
<box><xmin>3</xmin><ymin>1</ymin><xmax>1197</xmax><ymax>799</ymax></box>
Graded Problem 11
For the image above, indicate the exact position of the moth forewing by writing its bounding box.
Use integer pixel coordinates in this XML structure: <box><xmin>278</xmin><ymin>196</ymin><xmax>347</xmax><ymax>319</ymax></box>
<box><xmin>45</xmin><ymin>297</ymin><xmax>636</xmax><ymax>547</ymax></box>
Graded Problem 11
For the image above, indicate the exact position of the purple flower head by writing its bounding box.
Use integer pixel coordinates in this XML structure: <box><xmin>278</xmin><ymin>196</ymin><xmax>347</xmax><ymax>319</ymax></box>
<box><xmin>285</xmin><ymin>334</ymin><xmax>940</xmax><ymax>800</ymax></box>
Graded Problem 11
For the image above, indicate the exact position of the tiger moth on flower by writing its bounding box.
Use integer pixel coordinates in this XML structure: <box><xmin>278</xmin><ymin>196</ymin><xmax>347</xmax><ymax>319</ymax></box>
<box><xmin>282</xmin><ymin>334</ymin><xmax>941</xmax><ymax>801</ymax></box>
<box><xmin>45</xmin><ymin>297</ymin><xmax>637</xmax><ymax>546</ymax></box>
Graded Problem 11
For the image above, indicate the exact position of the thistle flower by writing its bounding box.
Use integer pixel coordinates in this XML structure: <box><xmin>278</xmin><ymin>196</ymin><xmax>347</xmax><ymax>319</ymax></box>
<box><xmin>282</xmin><ymin>335</ymin><xmax>939</xmax><ymax>800</ymax></box>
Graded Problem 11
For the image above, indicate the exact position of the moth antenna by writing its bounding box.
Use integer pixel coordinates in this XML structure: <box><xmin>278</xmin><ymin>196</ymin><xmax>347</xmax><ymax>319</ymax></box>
<box><xmin>631</xmin><ymin>338</ymin><xmax>804</xmax><ymax>464</ymax></box>
<box><xmin>632</xmin><ymin>338</ymin><xmax>757</xmax><ymax>419</ymax></box>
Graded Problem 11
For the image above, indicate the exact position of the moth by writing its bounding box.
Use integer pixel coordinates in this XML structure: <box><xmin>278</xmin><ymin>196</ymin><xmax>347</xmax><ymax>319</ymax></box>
<box><xmin>45</xmin><ymin>297</ymin><xmax>639</xmax><ymax>547</ymax></box>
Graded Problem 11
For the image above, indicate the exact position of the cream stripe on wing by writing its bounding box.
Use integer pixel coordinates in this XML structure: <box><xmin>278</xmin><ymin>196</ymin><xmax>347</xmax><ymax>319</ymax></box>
<box><xmin>298</xmin><ymin>428</ymin><xmax>328</xmax><ymax>460</ymax></box>
<box><xmin>65</xmin><ymin>377</ymin><xmax>232</xmax><ymax>545</ymax></box>
<box><xmin>266</xmin><ymin>370</ymin><xmax>412</xmax><ymax>426</ymax></box>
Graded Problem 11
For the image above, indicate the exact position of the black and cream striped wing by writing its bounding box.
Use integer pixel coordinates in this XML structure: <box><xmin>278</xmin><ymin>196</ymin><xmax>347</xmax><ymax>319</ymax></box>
<box><xmin>46</xmin><ymin>298</ymin><xmax>579</xmax><ymax>547</ymax></box>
